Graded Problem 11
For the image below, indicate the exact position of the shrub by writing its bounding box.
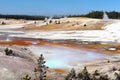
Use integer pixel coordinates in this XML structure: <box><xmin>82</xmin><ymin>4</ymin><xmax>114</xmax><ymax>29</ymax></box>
<box><xmin>22</xmin><ymin>74</ymin><xmax>31</xmax><ymax>80</ymax></box>
<box><xmin>4</xmin><ymin>48</ymin><xmax>13</xmax><ymax>56</ymax></box>
<box><xmin>99</xmin><ymin>75</ymin><xmax>109</xmax><ymax>80</ymax></box>
<box><xmin>115</xmin><ymin>72</ymin><xmax>120</xmax><ymax>80</ymax></box>
<box><xmin>1</xmin><ymin>21</ymin><xmax>6</xmax><ymax>25</ymax></box>
<box><xmin>93</xmin><ymin>70</ymin><xmax>100</xmax><ymax>76</ymax></box>
<box><xmin>65</xmin><ymin>68</ymin><xmax>76</xmax><ymax>80</ymax></box>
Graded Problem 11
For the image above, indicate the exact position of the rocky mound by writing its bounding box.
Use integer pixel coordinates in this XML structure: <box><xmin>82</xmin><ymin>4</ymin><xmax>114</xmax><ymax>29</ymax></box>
<box><xmin>0</xmin><ymin>45</ymin><xmax>37</xmax><ymax>80</ymax></box>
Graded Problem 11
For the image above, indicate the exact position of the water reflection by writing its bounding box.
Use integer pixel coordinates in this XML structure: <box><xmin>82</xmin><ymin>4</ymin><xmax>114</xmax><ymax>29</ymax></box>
<box><xmin>28</xmin><ymin>45</ymin><xmax>106</xmax><ymax>69</ymax></box>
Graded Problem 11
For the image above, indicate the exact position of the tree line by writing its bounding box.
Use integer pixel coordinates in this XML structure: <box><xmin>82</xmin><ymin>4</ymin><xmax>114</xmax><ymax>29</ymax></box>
<box><xmin>0</xmin><ymin>11</ymin><xmax>120</xmax><ymax>20</ymax></box>
<box><xmin>68</xmin><ymin>11</ymin><xmax>120</xmax><ymax>19</ymax></box>
<box><xmin>0</xmin><ymin>14</ymin><xmax>47</xmax><ymax>20</ymax></box>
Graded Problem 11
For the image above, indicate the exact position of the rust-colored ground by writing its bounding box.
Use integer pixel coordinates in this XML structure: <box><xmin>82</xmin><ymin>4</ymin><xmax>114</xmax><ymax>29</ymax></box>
<box><xmin>0</xmin><ymin>40</ymin><xmax>120</xmax><ymax>55</ymax></box>
<box><xmin>0</xmin><ymin>40</ymin><xmax>32</xmax><ymax>46</ymax></box>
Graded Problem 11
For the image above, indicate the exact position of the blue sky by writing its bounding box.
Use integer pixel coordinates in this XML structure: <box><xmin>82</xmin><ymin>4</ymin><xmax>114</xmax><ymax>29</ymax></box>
<box><xmin>0</xmin><ymin>0</ymin><xmax>120</xmax><ymax>16</ymax></box>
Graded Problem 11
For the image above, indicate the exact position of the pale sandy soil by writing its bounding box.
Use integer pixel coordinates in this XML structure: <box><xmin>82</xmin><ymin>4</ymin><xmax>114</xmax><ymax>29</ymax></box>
<box><xmin>20</xmin><ymin>18</ymin><xmax>114</xmax><ymax>31</ymax></box>
<box><xmin>0</xmin><ymin>19</ymin><xmax>25</xmax><ymax>25</ymax></box>
<box><xmin>0</xmin><ymin>17</ymin><xmax>117</xmax><ymax>30</ymax></box>
<box><xmin>0</xmin><ymin>19</ymin><xmax>35</xmax><ymax>29</ymax></box>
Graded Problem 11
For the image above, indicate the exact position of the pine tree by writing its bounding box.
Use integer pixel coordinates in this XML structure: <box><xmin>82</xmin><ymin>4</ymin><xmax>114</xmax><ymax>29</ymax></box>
<box><xmin>82</xmin><ymin>66</ymin><xmax>90</xmax><ymax>80</ymax></box>
<box><xmin>34</xmin><ymin>54</ymin><xmax>48</xmax><ymax>80</ymax></box>
<box><xmin>22</xmin><ymin>54</ymin><xmax>48</xmax><ymax>80</ymax></box>
<box><xmin>77</xmin><ymin>67</ymin><xmax>91</xmax><ymax>80</ymax></box>
<box><xmin>65</xmin><ymin>68</ymin><xmax>76</xmax><ymax>80</ymax></box>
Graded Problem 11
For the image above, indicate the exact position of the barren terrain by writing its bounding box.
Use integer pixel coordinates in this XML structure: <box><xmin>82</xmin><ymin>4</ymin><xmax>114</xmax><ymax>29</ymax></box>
<box><xmin>0</xmin><ymin>17</ymin><xmax>120</xmax><ymax>79</ymax></box>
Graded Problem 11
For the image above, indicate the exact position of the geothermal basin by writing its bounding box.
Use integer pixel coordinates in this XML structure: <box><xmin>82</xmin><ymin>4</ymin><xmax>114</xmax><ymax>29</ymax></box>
<box><xmin>1</xmin><ymin>21</ymin><xmax>120</xmax><ymax>69</ymax></box>
<box><xmin>0</xmin><ymin>32</ymin><xmax>108</xmax><ymax>69</ymax></box>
